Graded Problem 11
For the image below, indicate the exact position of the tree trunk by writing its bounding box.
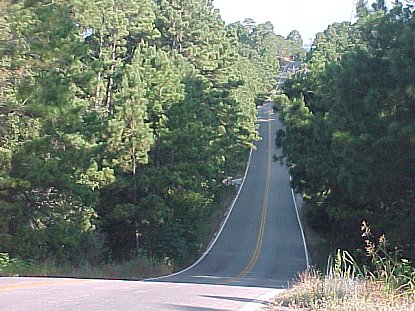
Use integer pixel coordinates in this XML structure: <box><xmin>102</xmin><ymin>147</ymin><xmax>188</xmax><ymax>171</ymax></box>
<box><xmin>105</xmin><ymin>41</ymin><xmax>116</xmax><ymax>115</ymax></box>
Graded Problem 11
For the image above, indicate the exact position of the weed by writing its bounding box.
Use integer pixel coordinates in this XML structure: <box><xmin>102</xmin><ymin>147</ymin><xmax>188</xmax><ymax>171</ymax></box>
<box><xmin>271</xmin><ymin>222</ymin><xmax>415</xmax><ymax>310</ymax></box>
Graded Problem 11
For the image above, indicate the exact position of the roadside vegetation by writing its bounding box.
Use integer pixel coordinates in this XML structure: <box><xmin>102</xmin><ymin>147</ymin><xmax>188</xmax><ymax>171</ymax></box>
<box><xmin>0</xmin><ymin>1</ymin><xmax>303</xmax><ymax>276</ymax></box>
<box><xmin>273</xmin><ymin>0</ymin><xmax>415</xmax><ymax>309</ymax></box>
<box><xmin>271</xmin><ymin>223</ymin><xmax>415</xmax><ymax>310</ymax></box>
<box><xmin>0</xmin><ymin>252</ymin><xmax>171</xmax><ymax>279</ymax></box>
<box><xmin>277</xmin><ymin>0</ymin><xmax>415</xmax><ymax>264</ymax></box>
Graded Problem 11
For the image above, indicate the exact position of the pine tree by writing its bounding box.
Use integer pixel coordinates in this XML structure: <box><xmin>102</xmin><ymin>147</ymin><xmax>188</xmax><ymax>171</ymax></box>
<box><xmin>279</xmin><ymin>3</ymin><xmax>415</xmax><ymax>256</ymax></box>
<box><xmin>356</xmin><ymin>0</ymin><xmax>369</xmax><ymax>19</ymax></box>
<box><xmin>0</xmin><ymin>1</ymin><xmax>106</xmax><ymax>263</ymax></box>
<box><xmin>71</xmin><ymin>0</ymin><xmax>158</xmax><ymax>117</ymax></box>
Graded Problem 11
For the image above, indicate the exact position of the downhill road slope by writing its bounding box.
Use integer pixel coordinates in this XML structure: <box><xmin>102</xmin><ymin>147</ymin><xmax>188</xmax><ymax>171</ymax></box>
<box><xmin>0</xmin><ymin>101</ymin><xmax>308</xmax><ymax>311</ymax></box>
<box><xmin>153</xmin><ymin>102</ymin><xmax>308</xmax><ymax>288</ymax></box>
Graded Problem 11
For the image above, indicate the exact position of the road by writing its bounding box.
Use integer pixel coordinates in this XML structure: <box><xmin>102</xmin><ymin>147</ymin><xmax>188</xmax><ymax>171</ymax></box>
<box><xmin>276</xmin><ymin>61</ymin><xmax>302</xmax><ymax>88</ymax></box>
<box><xmin>153</xmin><ymin>102</ymin><xmax>308</xmax><ymax>288</ymax></box>
<box><xmin>0</xmin><ymin>99</ymin><xmax>308</xmax><ymax>310</ymax></box>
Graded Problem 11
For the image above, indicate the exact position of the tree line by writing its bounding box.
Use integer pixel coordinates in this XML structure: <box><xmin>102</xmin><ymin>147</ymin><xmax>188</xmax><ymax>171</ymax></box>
<box><xmin>0</xmin><ymin>0</ymin><xmax>303</xmax><ymax>268</ymax></box>
<box><xmin>277</xmin><ymin>0</ymin><xmax>415</xmax><ymax>259</ymax></box>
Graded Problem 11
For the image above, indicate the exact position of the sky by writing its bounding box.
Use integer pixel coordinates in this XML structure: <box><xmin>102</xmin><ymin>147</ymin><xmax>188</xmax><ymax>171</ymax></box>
<box><xmin>212</xmin><ymin>0</ymin><xmax>358</xmax><ymax>45</ymax></box>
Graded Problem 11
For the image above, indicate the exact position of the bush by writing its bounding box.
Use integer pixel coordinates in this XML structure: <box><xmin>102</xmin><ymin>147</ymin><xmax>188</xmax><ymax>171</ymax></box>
<box><xmin>0</xmin><ymin>253</ymin><xmax>41</xmax><ymax>276</ymax></box>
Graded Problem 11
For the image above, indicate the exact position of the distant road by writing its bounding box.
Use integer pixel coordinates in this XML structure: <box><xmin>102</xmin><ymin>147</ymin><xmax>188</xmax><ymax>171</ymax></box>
<box><xmin>276</xmin><ymin>61</ymin><xmax>301</xmax><ymax>87</ymax></box>
<box><xmin>154</xmin><ymin>101</ymin><xmax>308</xmax><ymax>288</ymax></box>
<box><xmin>0</xmin><ymin>68</ymin><xmax>308</xmax><ymax>310</ymax></box>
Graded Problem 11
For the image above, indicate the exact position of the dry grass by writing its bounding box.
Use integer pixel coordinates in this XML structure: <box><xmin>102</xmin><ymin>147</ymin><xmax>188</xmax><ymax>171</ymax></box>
<box><xmin>66</xmin><ymin>257</ymin><xmax>173</xmax><ymax>280</ymax></box>
<box><xmin>269</xmin><ymin>221</ymin><xmax>415</xmax><ymax>310</ymax></box>
<box><xmin>270</xmin><ymin>271</ymin><xmax>415</xmax><ymax>311</ymax></box>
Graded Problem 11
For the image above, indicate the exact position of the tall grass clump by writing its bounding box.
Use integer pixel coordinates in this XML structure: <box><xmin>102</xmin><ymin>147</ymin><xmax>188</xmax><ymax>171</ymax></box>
<box><xmin>271</xmin><ymin>222</ymin><xmax>415</xmax><ymax>310</ymax></box>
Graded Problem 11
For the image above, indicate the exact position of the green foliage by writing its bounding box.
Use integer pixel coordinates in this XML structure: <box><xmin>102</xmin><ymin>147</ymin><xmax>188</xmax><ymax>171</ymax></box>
<box><xmin>287</xmin><ymin>29</ymin><xmax>303</xmax><ymax>46</ymax></box>
<box><xmin>0</xmin><ymin>252</ymin><xmax>171</xmax><ymax>279</ymax></box>
<box><xmin>323</xmin><ymin>222</ymin><xmax>415</xmax><ymax>297</ymax></box>
<box><xmin>360</xmin><ymin>221</ymin><xmax>415</xmax><ymax>295</ymax></box>
<box><xmin>0</xmin><ymin>0</ymin><xmax>304</xmax><ymax>272</ymax></box>
<box><xmin>0</xmin><ymin>253</ymin><xmax>33</xmax><ymax>277</ymax></box>
<box><xmin>278</xmin><ymin>2</ymin><xmax>415</xmax><ymax>259</ymax></box>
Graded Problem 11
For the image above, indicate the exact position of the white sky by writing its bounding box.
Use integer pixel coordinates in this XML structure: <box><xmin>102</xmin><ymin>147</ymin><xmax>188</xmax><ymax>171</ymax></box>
<box><xmin>213</xmin><ymin>0</ymin><xmax>359</xmax><ymax>44</ymax></box>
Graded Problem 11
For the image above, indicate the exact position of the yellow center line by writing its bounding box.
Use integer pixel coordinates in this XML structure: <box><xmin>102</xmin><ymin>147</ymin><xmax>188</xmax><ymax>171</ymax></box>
<box><xmin>0</xmin><ymin>279</ymin><xmax>89</xmax><ymax>292</ymax></box>
<box><xmin>233</xmin><ymin>109</ymin><xmax>272</xmax><ymax>281</ymax></box>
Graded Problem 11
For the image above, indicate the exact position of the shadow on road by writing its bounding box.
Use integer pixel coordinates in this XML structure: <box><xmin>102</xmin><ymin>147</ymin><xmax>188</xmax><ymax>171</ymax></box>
<box><xmin>200</xmin><ymin>294</ymin><xmax>268</xmax><ymax>305</ymax></box>
<box><xmin>166</xmin><ymin>305</ymin><xmax>228</xmax><ymax>311</ymax></box>
<box><xmin>145</xmin><ymin>273</ymin><xmax>296</xmax><ymax>289</ymax></box>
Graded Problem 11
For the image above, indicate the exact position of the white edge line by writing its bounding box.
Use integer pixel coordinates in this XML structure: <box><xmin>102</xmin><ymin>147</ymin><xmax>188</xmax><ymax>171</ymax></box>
<box><xmin>289</xmin><ymin>175</ymin><xmax>310</xmax><ymax>268</ymax></box>
<box><xmin>145</xmin><ymin>147</ymin><xmax>254</xmax><ymax>281</ymax></box>
<box><xmin>279</xmin><ymin>62</ymin><xmax>309</xmax><ymax>268</ymax></box>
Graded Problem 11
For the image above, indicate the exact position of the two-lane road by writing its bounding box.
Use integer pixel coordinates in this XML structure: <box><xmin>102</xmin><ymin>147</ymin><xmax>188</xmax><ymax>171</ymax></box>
<box><xmin>0</xmin><ymin>101</ymin><xmax>308</xmax><ymax>310</ymax></box>
<box><xmin>155</xmin><ymin>102</ymin><xmax>308</xmax><ymax>288</ymax></box>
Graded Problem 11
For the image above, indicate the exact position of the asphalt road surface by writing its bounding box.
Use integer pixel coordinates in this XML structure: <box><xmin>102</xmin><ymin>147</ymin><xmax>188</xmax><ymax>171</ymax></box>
<box><xmin>153</xmin><ymin>102</ymin><xmax>308</xmax><ymax>288</ymax></box>
<box><xmin>0</xmin><ymin>100</ymin><xmax>308</xmax><ymax>310</ymax></box>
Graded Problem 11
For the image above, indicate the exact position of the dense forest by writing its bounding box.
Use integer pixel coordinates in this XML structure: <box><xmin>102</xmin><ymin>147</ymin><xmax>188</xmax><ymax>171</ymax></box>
<box><xmin>278</xmin><ymin>0</ymin><xmax>415</xmax><ymax>260</ymax></box>
<box><xmin>0</xmin><ymin>0</ymin><xmax>304</xmax><ymax>270</ymax></box>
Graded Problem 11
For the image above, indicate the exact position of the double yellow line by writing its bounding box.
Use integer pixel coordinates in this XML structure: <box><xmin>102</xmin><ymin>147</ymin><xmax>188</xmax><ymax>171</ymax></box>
<box><xmin>234</xmin><ymin>110</ymin><xmax>272</xmax><ymax>280</ymax></box>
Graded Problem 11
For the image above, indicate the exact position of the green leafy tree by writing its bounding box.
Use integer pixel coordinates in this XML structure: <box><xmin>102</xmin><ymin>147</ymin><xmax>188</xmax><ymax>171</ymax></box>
<box><xmin>287</xmin><ymin>29</ymin><xmax>303</xmax><ymax>46</ymax></box>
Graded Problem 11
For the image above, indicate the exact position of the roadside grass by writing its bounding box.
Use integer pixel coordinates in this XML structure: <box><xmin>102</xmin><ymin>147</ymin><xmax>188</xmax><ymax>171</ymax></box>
<box><xmin>271</xmin><ymin>272</ymin><xmax>415</xmax><ymax>311</ymax></box>
<box><xmin>0</xmin><ymin>253</ymin><xmax>171</xmax><ymax>280</ymax></box>
<box><xmin>270</xmin><ymin>222</ymin><xmax>415</xmax><ymax>310</ymax></box>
